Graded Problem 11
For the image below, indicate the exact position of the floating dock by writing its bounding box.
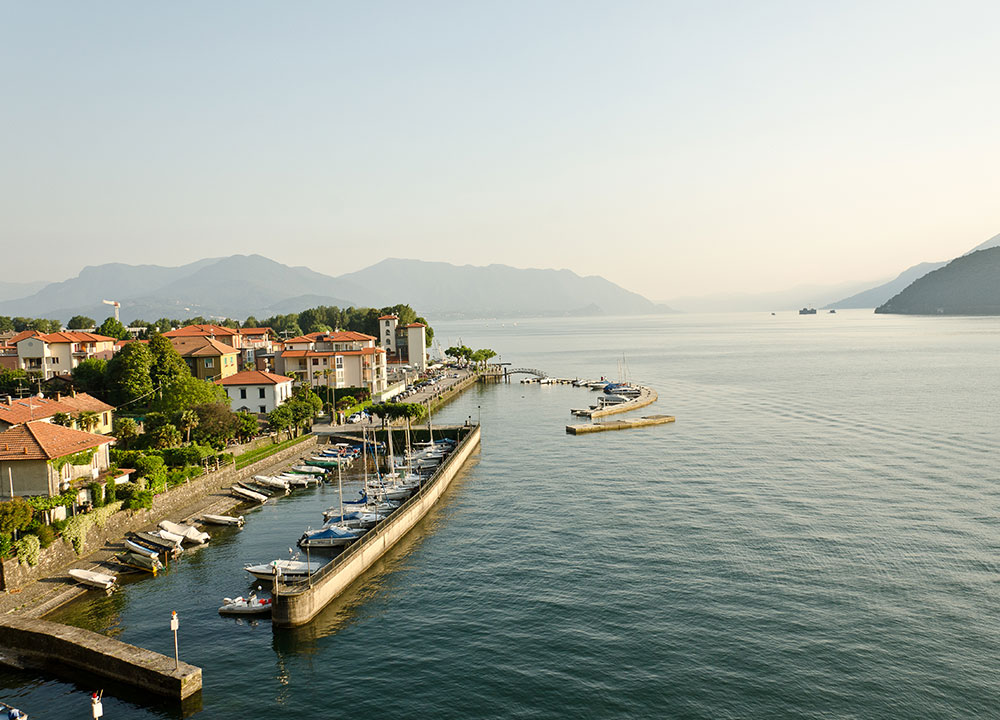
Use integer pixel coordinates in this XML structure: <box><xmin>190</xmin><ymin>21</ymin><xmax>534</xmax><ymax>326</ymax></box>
<box><xmin>0</xmin><ymin>616</ymin><xmax>201</xmax><ymax>700</ymax></box>
<box><xmin>270</xmin><ymin>424</ymin><xmax>481</xmax><ymax>627</ymax></box>
<box><xmin>566</xmin><ymin>414</ymin><xmax>675</xmax><ymax>434</ymax></box>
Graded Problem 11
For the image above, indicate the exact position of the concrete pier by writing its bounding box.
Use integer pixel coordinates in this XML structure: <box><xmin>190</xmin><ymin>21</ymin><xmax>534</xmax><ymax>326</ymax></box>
<box><xmin>571</xmin><ymin>385</ymin><xmax>658</xmax><ymax>419</ymax></box>
<box><xmin>271</xmin><ymin>424</ymin><xmax>481</xmax><ymax>627</ymax></box>
<box><xmin>0</xmin><ymin>616</ymin><xmax>201</xmax><ymax>700</ymax></box>
<box><xmin>567</xmin><ymin>414</ymin><xmax>676</xmax><ymax>434</ymax></box>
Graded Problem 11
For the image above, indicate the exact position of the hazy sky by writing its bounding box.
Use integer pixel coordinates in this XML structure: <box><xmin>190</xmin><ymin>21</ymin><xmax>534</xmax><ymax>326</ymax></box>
<box><xmin>3</xmin><ymin>1</ymin><xmax>998</xmax><ymax>302</ymax></box>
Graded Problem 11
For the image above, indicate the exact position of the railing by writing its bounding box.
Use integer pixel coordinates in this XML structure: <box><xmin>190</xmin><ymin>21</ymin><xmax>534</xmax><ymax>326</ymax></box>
<box><xmin>275</xmin><ymin>425</ymin><xmax>478</xmax><ymax>596</ymax></box>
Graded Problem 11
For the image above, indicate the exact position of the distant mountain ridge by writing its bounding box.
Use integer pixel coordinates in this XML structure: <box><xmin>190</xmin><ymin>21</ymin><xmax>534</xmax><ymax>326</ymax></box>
<box><xmin>0</xmin><ymin>255</ymin><xmax>669</xmax><ymax>323</ymax></box>
<box><xmin>875</xmin><ymin>247</ymin><xmax>1000</xmax><ymax>315</ymax></box>
<box><xmin>828</xmin><ymin>232</ymin><xmax>1000</xmax><ymax>309</ymax></box>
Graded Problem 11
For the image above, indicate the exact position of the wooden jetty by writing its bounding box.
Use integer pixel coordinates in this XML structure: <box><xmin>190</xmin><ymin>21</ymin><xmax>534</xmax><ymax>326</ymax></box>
<box><xmin>566</xmin><ymin>414</ymin><xmax>675</xmax><ymax>435</ymax></box>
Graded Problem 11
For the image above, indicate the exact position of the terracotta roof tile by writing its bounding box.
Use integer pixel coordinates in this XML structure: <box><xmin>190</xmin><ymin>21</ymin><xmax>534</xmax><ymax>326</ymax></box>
<box><xmin>0</xmin><ymin>421</ymin><xmax>113</xmax><ymax>461</ymax></box>
<box><xmin>0</xmin><ymin>393</ymin><xmax>112</xmax><ymax>427</ymax></box>
<box><xmin>163</xmin><ymin>324</ymin><xmax>238</xmax><ymax>338</ymax></box>
<box><xmin>169</xmin><ymin>337</ymin><xmax>240</xmax><ymax>357</ymax></box>
<box><xmin>217</xmin><ymin>370</ymin><xmax>293</xmax><ymax>386</ymax></box>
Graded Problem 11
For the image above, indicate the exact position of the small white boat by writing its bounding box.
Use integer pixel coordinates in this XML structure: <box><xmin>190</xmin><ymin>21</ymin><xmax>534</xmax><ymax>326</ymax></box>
<box><xmin>231</xmin><ymin>485</ymin><xmax>268</xmax><ymax>503</ymax></box>
<box><xmin>218</xmin><ymin>593</ymin><xmax>273</xmax><ymax>616</ymax></box>
<box><xmin>123</xmin><ymin>538</ymin><xmax>160</xmax><ymax>559</ymax></box>
<box><xmin>290</xmin><ymin>465</ymin><xmax>326</xmax><ymax>475</ymax></box>
<box><xmin>244</xmin><ymin>559</ymin><xmax>322</xmax><ymax>582</ymax></box>
<box><xmin>68</xmin><ymin>568</ymin><xmax>116</xmax><ymax>590</ymax></box>
<box><xmin>252</xmin><ymin>475</ymin><xmax>291</xmax><ymax>491</ymax></box>
<box><xmin>0</xmin><ymin>700</ymin><xmax>27</xmax><ymax>719</ymax></box>
<box><xmin>201</xmin><ymin>514</ymin><xmax>245</xmax><ymax>527</ymax></box>
<box><xmin>159</xmin><ymin>520</ymin><xmax>211</xmax><ymax>545</ymax></box>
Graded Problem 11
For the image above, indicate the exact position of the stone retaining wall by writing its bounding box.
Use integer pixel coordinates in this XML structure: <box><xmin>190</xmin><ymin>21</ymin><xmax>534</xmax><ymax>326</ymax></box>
<box><xmin>0</xmin><ymin>435</ymin><xmax>318</xmax><ymax>591</ymax></box>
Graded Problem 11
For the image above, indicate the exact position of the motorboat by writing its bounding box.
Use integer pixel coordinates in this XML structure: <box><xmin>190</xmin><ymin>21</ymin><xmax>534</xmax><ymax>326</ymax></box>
<box><xmin>252</xmin><ymin>475</ymin><xmax>291</xmax><ymax>491</ymax></box>
<box><xmin>319</xmin><ymin>510</ymin><xmax>385</xmax><ymax>529</ymax></box>
<box><xmin>298</xmin><ymin>523</ymin><xmax>365</xmax><ymax>548</ymax></box>
<box><xmin>239</xmin><ymin>481</ymin><xmax>277</xmax><ymax>497</ymax></box>
<box><xmin>131</xmin><ymin>531</ymin><xmax>183</xmax><ymax>552</ymax></box>
<box><xmin>281</xmin><ymin>474</ymin><xmax>317</xmax><ymax>488</ymax></box>
<box><xmin>115</xmin><ymin>551</ymin><xmax>163</xmax><ymax>574</ymax></box>
<box><xmin>201</xmin><ymin>514</ymin><xmax>245</xmax><ymax>527</ymax></box>
<box><xmin>231</xmin><ymin>485</ymin><xmax>268</xmax><ymax>503</ymax></box>
<box><xmin>0</xmin><ymin>700</ymin><xmax>27</xmax><ymax>719</ymax></box>
<box><xmin>290</xmin><ymin>465</ymin><xmax>326</xmax><ymax>475</ymax></box>
<box><xmin>123</xmin><ymin>538</ymin><xmax>160</xmax><ymax>559</ymax></box>
<box><xmin>159</xmin><ymin>520</ymin><xmax>211</xmax><ymax>545</ymax></box>
<box><xmin>244</xmin><ymin>559</ymin><xmax>322</xmax><ymax>582</ymax></box>
<box><xmin>68</xmin><ymin>568</ymin><xmax>116</xmax><ymax>590</ymax></box>
<box><xmin>218</xmin><ymin>592</ymin><xmax>273</xmax><ymax>616</ymax></box>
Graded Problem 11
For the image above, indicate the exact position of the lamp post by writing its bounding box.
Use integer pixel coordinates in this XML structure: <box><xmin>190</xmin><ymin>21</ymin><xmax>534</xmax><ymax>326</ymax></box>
<box><xmin>170</xmin><ymin>611</ymin><xmax>179</xmax><ymax>670</ymax></box>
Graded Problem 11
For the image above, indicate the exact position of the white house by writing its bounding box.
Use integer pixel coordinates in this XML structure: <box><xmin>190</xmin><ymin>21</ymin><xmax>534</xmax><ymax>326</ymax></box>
<box><xmin>217</xmin><ymin>370</ymin><xmax>294</xmax><ymax>415</ymax></box>
<box><xmin>15</xmin><ymin>331</ymin><xmax>116</xmax><ymax>380</ymax></box>
<box><xmin>276</xmin><ymin>331</ymin><xmax>388</xmax><ymax>397</ymax></box>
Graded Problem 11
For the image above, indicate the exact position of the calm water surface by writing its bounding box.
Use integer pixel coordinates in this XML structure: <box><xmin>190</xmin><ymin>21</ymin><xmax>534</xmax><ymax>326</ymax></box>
<box><xmin>3</xmin><ymin>311</ymin><xmax>1000</xmax><ymax>718</ymax></box>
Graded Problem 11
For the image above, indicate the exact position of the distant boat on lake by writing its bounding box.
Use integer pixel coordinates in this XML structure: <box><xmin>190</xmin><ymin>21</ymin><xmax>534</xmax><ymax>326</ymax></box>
<box><xmin>799</xmin><ymin>307</ymin><xmax>817</xmax><ymax>315</ymax></box>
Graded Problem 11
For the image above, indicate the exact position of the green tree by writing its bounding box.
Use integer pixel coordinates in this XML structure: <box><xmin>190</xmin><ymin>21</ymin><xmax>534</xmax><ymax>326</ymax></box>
<box><xmin>152</xmin><ymin>374</ymin><xmax>228</xmax><ymax>415</ymax></box>
<box><xmin>106</xmin><ymin>342</ymin><xmax>154</xmax><ymax>406</ymax></box>
<box><xmin>96</xmin><ymin>316</ymin><xmax>129</xmax><ymax>341</ymax></box>
<box><xmin>0</xmin><ymin>369</ymin><xmax>30</xmax><ymax>397</ymax></box>
<box><xmin>235</xmin><ymin>411</ymin><xmax>258</xmax><ymax>442</ymax></box>
<box><xmin>192</xmin><ymin>403</ymin><xmax>237</xmax><ymax>448</ymax></box>
<box><xmin>74</xmin><ymin>411</ymin><xmax>100</xmax><ymax>432</ymax></box>
<box><xmin>0</xmin><ymin>317</ymin><xmax>13</xmax><ymax>333</ymax></box>
<box><xmin>70</xmin><ymin>358</ymin><xmax>108</xmax><ymax>400</ymax></box>
<box><xmin>0</xmin><ymin>499</ymin><xmax>34</xmax><ymax>539</ymax></box>
<box><xmin>27</xmin><ymin>318</ymin><xmax>60</xmax><ymax>332</ymax></box>
<box><xmin>52</xmin><ymin>412</ymin><xmax>73</xmax><ymax>427</ymax></box>
<box><xmin>153</xmin><ymin>318</ymin><xmax>178</xmax><ymax>333</ymax></box>
<box><xmin>113</xmin><ymin>417</ymin><xmax>140</xmax><ymax>448</ymax></box>
<box><xmin>267</xmin><ymin>404</ymin><xmax>294</xmax><ymax>440</ymax></box>
<box><xmin>243</xmin><ymin>315</ymin><xmax>260</xmax><ymax>328</ymax></box>
<box><xmin>67</xmin><ymin>315</ymin><xmax>96</xmax><ymax>330</ymax></box>
<box><xmin>147</xmin><ymin>331</ymin><xmax>190</xmax><ymax>391</ymax></box>
<box><xmin>148</xmin><ymin>423</ymin><xmax>182</xmax><ymax>449</ymax></box>
<box><xmin>175</xmin><ymin>409</ymin><xmax>199</xmax><ymax>444</ymax></box>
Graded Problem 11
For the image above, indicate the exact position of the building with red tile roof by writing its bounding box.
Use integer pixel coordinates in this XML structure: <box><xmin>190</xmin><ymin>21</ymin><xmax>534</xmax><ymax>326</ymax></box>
<box><xmin>0</xmin><ymin>392</ymin><xmax>114</xmax><ymax>434</ymax></box>
<box><xmin>0</xmin><ymin>421</ymin><xmax>115</xmax><ymax>498</ymax></box>
<box><xmin>276</xmin><ymin>330</ymin><xmax>387</xmax><ymax>397</ymax></box>
<box><xmin>168</xmin><ymin>336</ymin><xmax>240</xmax><ymax>381</ymax></box>
<box><xmin>216</xmin><ymin>370</ymin><xmax>294</xmax><ymax>415</ymax></box>
<box><xmin>14</xmin><ymin>332</ymin><xmax>116</xmax><ymax>379</ymax></box>
<box><xmin>163</xmin><ymin>324</ymin><xmax>242</xmax><ymax>349</ymax></box>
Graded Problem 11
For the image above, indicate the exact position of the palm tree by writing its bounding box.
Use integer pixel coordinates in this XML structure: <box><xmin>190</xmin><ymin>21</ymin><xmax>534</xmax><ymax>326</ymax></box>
<box><xmin>74</xmin><ymin>411</ymin><xmax>99</xmax><ymax>432</ymax></box>
<box><xmin>176</xmin><ymin>409</ymin><xmax>199</xmax><ymax>444</ymax></box>
<box><xmin>320</xmin><ymin>369</ymin><xmax>334</xmax><ymax>416</ymax></box>
<box><xmin>52</xmin><ymin>412</ymin><xmax>73</xmax><ymax>427</ymax></box>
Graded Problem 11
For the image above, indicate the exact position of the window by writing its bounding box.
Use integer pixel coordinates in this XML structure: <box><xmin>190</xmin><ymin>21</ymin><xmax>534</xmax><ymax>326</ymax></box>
<box><xmin>335</xmin><ymin>356</ymin><xmax>343</xmax><ymax>368</ymax></box>
<box><xmin>240</xmin><ymin>388</ymin><xmax>247</xmax><ymax>399</ymax></box>
<box><xmin>259</xmin><ymin>388</ymin><xmax>266</xmax><ymax>398</ymax></box>
<box><xmin>260</xmin><ymin>406</ymin><xmax>267</xmax><ymax>413</ymax></box>
<box><xmin>312</xmin><ymin>358</ymin><xmax>319</xmax><ymax>366</ymax></box>
<box><xmin>204</xmin><ymin>358</ymin><xmax>214</xmax><ymax>368</ymax></box>
<box><xmin>102</xmin><ymin>412</ymin><xmax>109</xmax><ymax>425</ymax></box>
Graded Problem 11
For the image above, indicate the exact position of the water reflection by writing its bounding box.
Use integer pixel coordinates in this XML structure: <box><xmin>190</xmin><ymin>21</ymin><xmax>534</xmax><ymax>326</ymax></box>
<box><xmin>272</xmin><ymin>459</ymin><xmax>477</xmax><ymax>652</ymax></box>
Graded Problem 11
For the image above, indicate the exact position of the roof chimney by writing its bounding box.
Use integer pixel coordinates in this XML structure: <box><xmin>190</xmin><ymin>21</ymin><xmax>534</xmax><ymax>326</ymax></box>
<box><xmin>56</xmin><ymin>392</ymin><xmax>61</xmax><ymax>402</ymax></box>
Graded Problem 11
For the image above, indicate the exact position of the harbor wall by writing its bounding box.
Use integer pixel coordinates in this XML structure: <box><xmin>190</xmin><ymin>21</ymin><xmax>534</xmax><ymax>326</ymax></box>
<box><xmin>271</xmin><ymin>424</ymin><xmax>481</xmax><ymax>627</ymax></box>
<box><xmin>0</xmin><ymin>616</ymin><xmax>201</xmax><ymax>699</ymax></box>
<box><xmin>0</xmin><ymin>436</ymin><xmax>318</xmax><ymax>592</ymax></box>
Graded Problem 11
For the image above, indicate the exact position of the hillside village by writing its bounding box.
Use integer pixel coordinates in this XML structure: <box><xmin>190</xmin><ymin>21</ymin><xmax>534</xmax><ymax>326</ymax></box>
<box><xmin>0</xmin><ymin>303</ymin><xmax>498</xmax><ymax>569</ymax></box>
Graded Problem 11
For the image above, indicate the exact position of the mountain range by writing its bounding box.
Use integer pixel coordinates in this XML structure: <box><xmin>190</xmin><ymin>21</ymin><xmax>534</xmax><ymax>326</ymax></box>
<box><xmin>827</xmin><ymin>232</ymin><xmax>1000</xmax><ymax>309</ymax></box>
<box><xmin>0</xmin><ymin>255</ymin><xmax>670</xmax><ymax>323</ymax></box>
<box><xmin>874</xmin><ymin>247</ymin><xmax>1000</xmax><ymax>315</ymax></box>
